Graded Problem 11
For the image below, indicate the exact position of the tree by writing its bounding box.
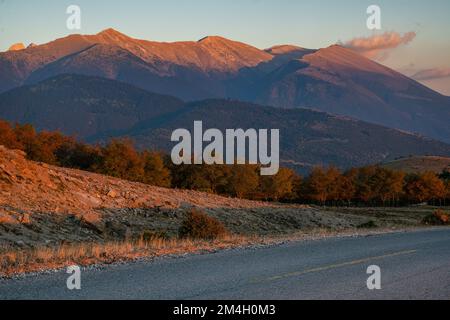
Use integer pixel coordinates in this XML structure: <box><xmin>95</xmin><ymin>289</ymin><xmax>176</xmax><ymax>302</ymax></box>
<box><xmin>223</xmin><ymin>165</ymin><xmax>260</xmax><ymax>199</ymax></box>
<box><xmin>99</xmin><ymin>139</ymin><xmax>144</xmax><ymax>182</ymax></box>
<box><xmin>141</xmin><ymin>151</ymin><xmax>171</xmax><ymax>187</ymax></box>
<box><xmin>404</xmin><ymin>172</ymin><xmax>446</xmax><ymax>204</ymax></box>
<box><xmin>205</xmin><ymin>165</ymin><xmax>230</xmax><ymax>195</ymax></box>
<box><xmin>303</xmin><ymin>167</ymin><xmax>329</xmax><ymax>205</ymax></box>
<box><xmin>14</xmin><ymin>123</ymin><xmax>38</xmax><ymax>159</ymax></box>
<box><xmin>422</xmin><ymin>172</ymin><xmax>446</xmax><ymax>205</ymax></box>
<box><xmin>351</xmin><ymin>166</ymin><xmax>378</xmax><ymax>205</ymax></box>
<box><xmin>372</xmin><ymin>167</ymin><xmax>405</xmax><ymax>206</ymax></box>
<box><xmin>291</xmin><ymin>174</ymin><xmax>304</xmax><ymax>201</ymax></box>
<box><xmin>324</xmin><ymin>166</ymin><xmax>344</xmax><ymax>205</ymax></box>
<box><xmin>31</xmin><ymin>131</ymin><xmax>69</xmax><ymax>165</ymax></box>
<box><xmin>55</xmin><ymin>140</ymin><xmax>102</xmax><ymax>170</ymax></box>
<box><xmin>0</xmin><ymin>120</ymin><xmax>20</xmax><ymax>149</ymax></box>
<box><xmin>260</xmin><ymin>167</ymin><xmax>298</xmax><ymax>201</ymax></box>
<box><xmin>169</xmin><ymin>163</ymin><xmax>214</xmax><ymax>192</ymax></box>
<box><xmin>336</xmin><ymin>171</ymin><xmax>356</xmax><ymax>205</ymax></box>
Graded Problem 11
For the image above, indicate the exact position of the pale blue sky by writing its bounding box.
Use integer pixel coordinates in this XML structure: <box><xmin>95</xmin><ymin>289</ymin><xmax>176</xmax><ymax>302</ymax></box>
<box><xmin>1</xmin><ymin>0</ymin><xmax>449</xmax><ymax>93</ymax></box>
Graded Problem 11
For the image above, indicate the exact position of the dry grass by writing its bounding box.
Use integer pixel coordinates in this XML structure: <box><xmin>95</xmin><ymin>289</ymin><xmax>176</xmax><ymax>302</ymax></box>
<box><xmin>0</xmin><ymin>235</ymin><xmax>257</xmax><ymax>277</ymax></box>
<box><xmin>382</xmin><ymin>156</ymin><xmax>450</xmax><ymax>174</ymax></box>
<box><xmin>1</xmin><ymin>226</ymin><xmax>436</xmax><ymax>277</ymax></box>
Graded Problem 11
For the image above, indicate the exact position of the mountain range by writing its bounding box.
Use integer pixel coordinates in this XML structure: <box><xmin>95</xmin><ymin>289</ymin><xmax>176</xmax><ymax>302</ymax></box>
<box><xmin>1</xmin><ymin>28</ymin><xmax>450</xmax><ymax>143</ymax></box>
<box><xmin>1</xmin><ymin>74</ymin><xmax>450</xmax><ymax>173</ymax></box>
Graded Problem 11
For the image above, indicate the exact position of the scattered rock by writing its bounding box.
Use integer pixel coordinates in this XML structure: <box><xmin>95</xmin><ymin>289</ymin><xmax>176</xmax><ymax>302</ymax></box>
<box><xmin>107</xmin><ymin>190</ymin><xmax>118</xmax><ymax>198</ymax></box>
<box><xmin>15</xmin><ymin>240</ymin><xmax>25</xmax><ymax>247</ymax></box>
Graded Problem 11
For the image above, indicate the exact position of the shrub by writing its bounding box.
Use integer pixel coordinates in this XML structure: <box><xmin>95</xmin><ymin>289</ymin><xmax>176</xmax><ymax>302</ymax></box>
<box><xmin>422</xmin><ymin>210</ymin><xmax>449</xmax><ymax>225</ymax></box>
<box><xmin>178</xmin><ymin>209</ymin><xmax>228</xmax><ymax>240</ymax></box>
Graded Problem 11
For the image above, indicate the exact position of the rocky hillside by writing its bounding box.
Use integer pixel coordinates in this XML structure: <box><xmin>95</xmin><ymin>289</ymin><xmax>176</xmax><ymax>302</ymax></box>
<box><xmin>0</xmin><ymin>145</ymin><xmax>273</xmax><ymax>221</ymax></box>
<box><xmin>0</xmin><ymin>145</ymin><xmax>277</xmax><ymax>248</ymax></box>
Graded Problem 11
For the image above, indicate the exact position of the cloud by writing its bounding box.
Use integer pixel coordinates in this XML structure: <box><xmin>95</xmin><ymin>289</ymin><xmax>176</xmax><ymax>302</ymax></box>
<box><xmin>411</xmin><ymin>67</ymin><xmax>450</xmax><ymax>81</ymax></box>
<box><xmin>341</xmin><ymin>31</ymin><xmax>416</xmax><ymax>61</ymax></box>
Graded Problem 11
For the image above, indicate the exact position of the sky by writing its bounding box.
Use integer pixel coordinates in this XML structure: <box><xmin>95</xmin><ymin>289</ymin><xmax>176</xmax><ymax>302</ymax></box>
<box><xmin>0</xmin><ymin>0</ymin><xmax>449</xmax><ymax>94</ymax></box>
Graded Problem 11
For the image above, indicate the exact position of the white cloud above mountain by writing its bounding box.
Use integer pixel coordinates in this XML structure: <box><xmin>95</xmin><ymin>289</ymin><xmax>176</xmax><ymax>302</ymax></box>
<box><xmin>341</xmin><ymin>31</ymin><xmax>416</xmax><ymax>61</ymax></box>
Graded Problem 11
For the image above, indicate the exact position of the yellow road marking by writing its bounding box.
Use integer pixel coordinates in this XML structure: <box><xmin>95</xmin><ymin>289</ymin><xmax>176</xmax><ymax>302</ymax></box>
<box><xmin>251</xmin><ymin>249</ymin><xmax>417</xmax><ymax>283</ymax></box>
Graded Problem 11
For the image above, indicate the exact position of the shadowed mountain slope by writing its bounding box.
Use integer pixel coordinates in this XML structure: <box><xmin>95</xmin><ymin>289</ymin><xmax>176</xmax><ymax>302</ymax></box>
<box><xmin>0</xmin><ymin>74</ymin><xmax>184</xmax><ymax>139</ymax></box>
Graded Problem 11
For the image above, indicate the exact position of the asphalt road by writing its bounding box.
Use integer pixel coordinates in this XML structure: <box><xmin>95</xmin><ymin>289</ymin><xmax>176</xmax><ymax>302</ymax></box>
<box><xmin>1</xmin><ymin>228</ymin><xmax>449</xmax><ymax>300</ymax></box>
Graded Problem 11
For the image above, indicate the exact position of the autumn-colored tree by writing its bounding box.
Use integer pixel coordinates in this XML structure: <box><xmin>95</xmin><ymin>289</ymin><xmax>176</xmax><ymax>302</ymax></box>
<box><xmin>170</xmin><ymin>162</ymin><xmax>260</xmax><ymax>197</ymax></box>
<box><xmin>5</xmin><ymin>118</ymin><xmax>450</xmax><ymax>207</ymax></box>
<box><xmin>350</xmin><ymin>166</ymin><xmax>379</xmax><ymax>204</ymax></box>
<box><xmin>141</xmin><ymin>151</ymin><xmax>171</xmax><ymax>187</ymax></box>
<box><xmin>324</xmin><ymin>166</ymin><xmax>345</xmax><ymax>204</ymax></box>
<box><xmin>304</xmin><ymin>166</ymin><xmax>355</xmax><ymax>206</ymax></box>
<box><xmin>13</xmin><ymin>123</ymin><xmax>38</xmax><ymax>159</ymax></box>
<box><xmin>404</xmin><ymin>172</ymin><xmax>446</xmax><ymax>204</ymax></box>
<box><xmin>55</xmin><ymin>140</ymin><xmax>102</xmax><ymax>171</ymax></box>
<box><xmin>30</xmin><ymin>131</ymin><xmax>70</xmax><ymax>165</ymax></box>
<box><xmin>202</xmin><ymin>165</ymin><xmax>230</xmax><ymax>194</ymax></box>
<box><xmin>223</xmin><ymin>165</ymin><xmax>260</xmax><ymax>198</ymax></box>
<box><xmin>259</xmin><ymin>167</ymin><xmax>299</xmax><ymax>201</ymax></box>
<box><xmin>291</xmin><ymin>174</ymin><xmax>304</xmax><ymax>201</ymax></box>
<box><xmin>303</xmin><ymin>166</ymin><xmax>329</xmax><ymax>205</ymax></box>
<box><xmin>169</xmin><ymin>163</ymin><xmax>214</xmax><ymax>192</ymax></box>
<box><xmin>335</xmin><ymin>171</ymin><xmax>356</xmax><ymax>205</ymax></box>
<box><xmin>371</xmin><ymin>167</ymin><xmax>405</xmax><ymax>206</ymax></box>
<box><xmin>423</xmin><ymin>172</ymin><xmax>447</xmax><ymax>205</ymax></box>
<box><xmin>0</xmin><ymin>120</ymin><xmax>21</xmax><ymax>149</ymax></box>
<box><xmin>99</xmin><ymin>139</ymin><xmax>144</xmax><ymax>182</ymax></box>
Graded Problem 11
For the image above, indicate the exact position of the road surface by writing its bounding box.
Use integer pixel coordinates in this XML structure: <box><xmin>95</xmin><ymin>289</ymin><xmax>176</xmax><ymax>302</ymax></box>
<box><xmin>1</xmin><ymin>228</ymin><xmax>449</xmax><ymax>299</ymax></box>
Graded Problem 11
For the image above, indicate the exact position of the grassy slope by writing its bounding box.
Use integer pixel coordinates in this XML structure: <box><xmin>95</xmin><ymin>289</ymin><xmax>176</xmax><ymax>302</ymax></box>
<box><xmin>382</xmin><ymin>156</ymin><xmax>450</xmax><ymax>174</ymax></box>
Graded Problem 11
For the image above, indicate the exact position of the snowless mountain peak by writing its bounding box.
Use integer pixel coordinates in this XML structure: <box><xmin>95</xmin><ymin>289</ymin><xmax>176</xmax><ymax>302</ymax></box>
<box><xmin>265</xmin><ymin>45</ymin><xmax>305</xmax><ymax>55</ymax></box>
<box><xmin>97</xmin><ymin>28</ymin><xmax>125</xmax><ymax>36</ymax></box>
